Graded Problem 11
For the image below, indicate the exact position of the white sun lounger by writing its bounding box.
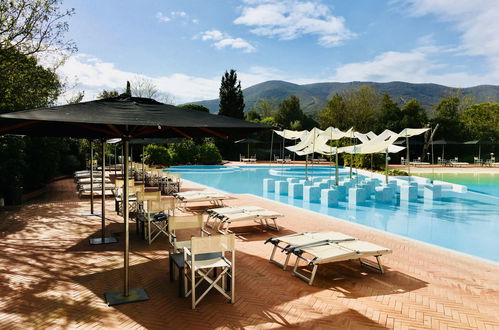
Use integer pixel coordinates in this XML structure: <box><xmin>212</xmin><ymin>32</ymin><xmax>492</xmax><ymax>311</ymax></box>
<box><xmin>206</xmin><ymin>205</ymin><xmax>266</xmax><ymax>228</ymax></box>
<box><xmin>265</xmin><ymin>231</ymin><xmax>356</xmax><ymax>270</ymax></box>
<box><xmin>77</xmin><ymin>177</ymin><xmax>112</xmax><ymax>184</ymax></box>
<box><xmin>291</xmin><ymin>240</ymin><xmax>392</xmax><ymax>285</ymax></box>
<box><xmin>77</xmin><ymin>183</ymin><xmax>116</xmax><ymax>191</ymax></box>
<box><xmin>217</xmin><ymin>209</ymin><xmax>284</xmax><ymax>233</ymax></box>
<box><xmin>174</xmin><ymin>191</ymin><xmax>228</xmax><ymax>209</ymax></box>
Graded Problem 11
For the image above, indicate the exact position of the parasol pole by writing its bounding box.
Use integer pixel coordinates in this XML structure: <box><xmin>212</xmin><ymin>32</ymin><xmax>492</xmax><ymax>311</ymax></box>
<box><xmin>123</xmin><ymin>138</ymin><xmax>130</xmax><ymax>295</ymax></box>
<box><xmin>269</xmin><ymin>130</ymin><xmax>274</xmax><ymax>164</ymax></box>
<box><xmin>90</xmin><ymin>140</ymin><xmax>94</xmax><ymax>214</ymax></box>
<box><xmin>114</xmin><ymin>144</ymin><xmax>117</xmax><ymax>177</ymax></box>
<box><xmin>82</xmin><ymin>140</ymin><xmax>99</xmax><ymax>216</ymax></box>
<box><xmin>89</xmin><ymin>140</ymin><xmax>118</xmax><ymax>245</ymax></box>
<box><xmin>385</xmin><ymin>148</ymin><xmax>389</xmax><ymax>184</ymax></box>
<box><xmin>335</xmin><ymin>146</ymin><xmax>339</xmax><ymax>186</ymax></box>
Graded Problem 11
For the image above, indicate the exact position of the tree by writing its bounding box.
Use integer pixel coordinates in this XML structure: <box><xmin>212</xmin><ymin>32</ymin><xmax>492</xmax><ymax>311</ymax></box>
<box><xmin>0</xmin><ymin>0</ymin><xmax>76</xmax><ymax>56</ymax></box>
<box><xmin>461</xmin><ymin>103</ymin><xmax>499</xmax><ymax>142</ymax></box>
<box><xmin>376</xmin><ymin>94</ymin><xmax>403</xmax><ymax>132</ymax></box>
<box><xmin>66</xmin><ymin>91</ymin><xmax>84</xmax><ymax>104</ymax></box>
<box><xmin>179</xmin><ymin>104</ymin><xmax>210</xmax><ymax>113</ymax></box>
<box><xmin>97</xmin><ymin>90</ymin><xmax>119</xmax><ymax>99</ymax></box>
<box><xmin>318</xmin><ymin>93</ymin><xmax>348</xmax><ymax>129</ymax></box>
<box><xmin>275</xmin><ymin>95</ymin><xmax>303</xmax><ymax>128</ymax></box>
<box><xmin>251</xmin><ymin>98</ymin><xmax>277</xmax><ymax>117</ymax></box>
<box><xmin>218</xmin><ymin>69</ymin><xmax>245</xmax><ymax>119</ymax></box>
<box><xmin>342</xmin><ymin>85</ymin><xmax>382</xmax><ymax>132</ymax></box>
<box><xmin>0</xmin><ymin>47</ymin><xmax>61</xmax><ymax>112</ymax></box>
<box><xmin>400</xmin><ymin>99</ymin><xmax>428</xmax><ymax>128</ymax></box>
<box><xmin>246</xmin><ymin>110</ymin><xmax>261</xmax><ymax>122</ymax></box>
<box><xmin>432</xmin><ymin>96</ymin><xmax>461</xmax><ymax>140</ymax></box>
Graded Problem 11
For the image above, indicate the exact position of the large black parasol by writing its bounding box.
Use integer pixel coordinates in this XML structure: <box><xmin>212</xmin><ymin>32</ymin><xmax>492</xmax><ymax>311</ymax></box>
<box><xmin>0</xmin><ymin>92</ymin><xmax>269</xmax><ymax>305</ymax></box>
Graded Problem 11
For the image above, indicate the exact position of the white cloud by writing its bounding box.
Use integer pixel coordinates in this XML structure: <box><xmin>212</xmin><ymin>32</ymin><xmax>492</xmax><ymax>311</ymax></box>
<box><xmin>53</xmin><ymin>55</ymin><xmax>284</xmax><ymax>104</ymax></box>
<box><xmin>156</xmin><ymin>10</ymin><xmax>198</xmax><ymax>24</ymax></box>
<box><xmin>330</xmin><ymin>45</ymin><xmax>491</xmax><ymax>87</ymax></box>
<box><xmin>198</xmin><ymin>30</ymin><xmax>256</xmax><ymax>53</ymax></box>
<box><xmin>234</xmin><ymin>0</ymin><xmax>356</xmax><ymax>47</ymax></box>
<box><xmin>397</xmin><ymin>0</ymin><xmax>499</xmax><ymax>76</ymax></box>
<box><xmin>155</xmin><ymin>12</ymin><xmax>171</xmax><ymax>23</ymax></box>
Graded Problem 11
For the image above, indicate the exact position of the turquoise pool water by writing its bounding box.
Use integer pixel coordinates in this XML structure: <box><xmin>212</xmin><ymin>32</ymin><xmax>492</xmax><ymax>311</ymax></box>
<box><xmin>414</xmin><ymin>173</ymin><xmax>499</xmax><ymax>197</ymax></box>
<box><xmin>169</xmin><ymin>165</ymin><xmax>499</xmax><ymax>262</ymax></box>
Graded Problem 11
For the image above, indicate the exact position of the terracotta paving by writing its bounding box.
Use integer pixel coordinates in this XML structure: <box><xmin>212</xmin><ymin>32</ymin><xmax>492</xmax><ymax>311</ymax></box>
<box><xmin>0</xmin><ymin>178</ymin><xmax>498</xmax><ymax>329</ymax></box>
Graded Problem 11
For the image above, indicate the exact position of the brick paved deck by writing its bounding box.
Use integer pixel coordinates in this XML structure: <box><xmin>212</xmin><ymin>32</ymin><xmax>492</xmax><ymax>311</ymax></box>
<box><xmin>0</xmin><ymin>178</ymin><xmax>498</xmax><ymax>329</ymax></box>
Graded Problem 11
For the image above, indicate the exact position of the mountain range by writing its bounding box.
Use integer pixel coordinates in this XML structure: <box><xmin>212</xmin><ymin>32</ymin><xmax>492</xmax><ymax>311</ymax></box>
<box><xmin>190</xmin><ymin>80</ymin><xmax>499</xmax><ymax>115</ymax></box>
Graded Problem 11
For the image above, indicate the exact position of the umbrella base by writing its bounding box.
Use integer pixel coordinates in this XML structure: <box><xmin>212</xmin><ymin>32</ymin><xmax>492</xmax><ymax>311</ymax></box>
<box><xmin>89</xmin><ymin>237</ymin><xmax>118</xmax><ymax>245</ymax></box>
<box><xmin>81</xmin><ymin>212</ymin><xmax>101</xmax><ymax>217</ymax></box>
<box><xmin>104</xmin><ymin>288</ymin><xmax>149</xmax><ymax>306</ymax></box>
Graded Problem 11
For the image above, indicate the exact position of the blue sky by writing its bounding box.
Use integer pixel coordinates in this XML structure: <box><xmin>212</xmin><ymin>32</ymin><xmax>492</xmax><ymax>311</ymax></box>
<box><xmin>54</xmin><ymin>0</ymin><xmax>499</xmax><ymax>104</ymax></box>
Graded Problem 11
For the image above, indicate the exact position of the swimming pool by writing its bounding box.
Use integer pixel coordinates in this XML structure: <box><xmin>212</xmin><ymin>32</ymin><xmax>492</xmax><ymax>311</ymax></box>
<box><xmin>413</xmin><ymin>173</ymin><xmax>499</xmax><ymax>197</ymax></box>
<box><xmin>169</xmin><ymin>165</ymin><xmax>499</xmax><ymax>262</ymax></box>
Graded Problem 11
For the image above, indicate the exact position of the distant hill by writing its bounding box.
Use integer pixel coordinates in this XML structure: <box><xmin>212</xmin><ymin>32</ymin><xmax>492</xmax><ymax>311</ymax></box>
<box><xmin>189</xmin><ymin>80</ymin><xmax>499</xmax><ymax>115</ymax></box>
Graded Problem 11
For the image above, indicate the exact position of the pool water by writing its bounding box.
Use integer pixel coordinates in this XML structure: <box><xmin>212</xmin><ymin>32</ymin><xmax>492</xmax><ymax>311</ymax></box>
<box><xmin>169</xmin><ymin>165</ymin><xmax>499</xmax><ymax>262</ymax></box>
<box><xmin>414</xmin><ymin>173</ymin><xmax>499</xmax><ymax>197</ymax></box>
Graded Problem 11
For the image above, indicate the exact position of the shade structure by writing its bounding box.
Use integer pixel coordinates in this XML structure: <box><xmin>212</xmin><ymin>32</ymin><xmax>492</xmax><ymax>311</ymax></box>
<box><xmin>431</xmin><ymin>139</ymin><xmax>461</xmax><ymax>161</ymax></box>
<box><xmin>0</xmin><ymin>93</ymin><xmax>269</xmax><ymax>305</ymax></box>
<box><xmin>464</xmin><ymin>139</ymin><xmax>496</xmax><ymax>161</ymax></box>
<box><xmin>0</xmin><ymin>95</ymin><xmax>266</xmax><ymax>139</ymax></box>
<box><xmin>235</xmin><ymin>137</ymin><xmax>263</xmax><ymax>158</ymax></box>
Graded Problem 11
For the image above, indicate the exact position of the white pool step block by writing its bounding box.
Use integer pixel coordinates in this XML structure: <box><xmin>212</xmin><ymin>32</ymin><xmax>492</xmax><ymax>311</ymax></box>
<box><xmin>424</xmin><ymin>184</ymin><xmax>442</xmax><ymax>200</ymax></box>
<box><xmin>314</xmin><ymin>182</ymin><xmax>329</xmax><ymax>189</ymax></box>
<box><xmin>303</xmin><ymin>185</ymin><xmax>321</xmax><ymax>203</ymax></box>
<box><xmin>321</xmin><ymin>188</ymin><xmax>339</xmax><ymax>207</ymax></box>
<box><xmin>400</xmin><ymin>184</ymin><xmax>418</xmax><ymax>201</ymax></box>
<box><xmin>357</xmin><ymin>183</ymin><xmax>372</xmax><ymax>199</ymax></box>
<box><xmin>299</xmin><ymin>179</ymin><xmax>313</xmax><ymax>186</ymax></box>
<box><xmin>334</xmin><ymin>185</ymin><xmax>347</xmax><ymax>201</ymax></box>
<box><xmin>349</xmin><ymin>187</ymin><xmax>367</xmax><ymax>205</ymax></box>
<box><xmin>289</xmin><ymin>183</ymin><xmax>304</xmax><ymax>199</ymax></box>
<box><xmin>275</xmin><ymin>181</ymin><xmax>288</xmax><ymax>195</ymax></box>
<box><xmin>263</xmin><ymin>178</ymin><xmax>275</xmax><ymax>192</ymax></box>
<box><xmin>286</xmin><ymin>178</ymin><xmax>299</xmax><ymax>184</ymax></box>
<box><xmin>375</xmin><ymin>186</ymin><xmax>394</xmax><ymax>203</ymax></box>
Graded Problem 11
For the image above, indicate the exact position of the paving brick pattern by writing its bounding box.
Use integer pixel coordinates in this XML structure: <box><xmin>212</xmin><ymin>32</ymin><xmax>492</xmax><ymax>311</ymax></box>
<box><xmin>0</xmin><ymin>178</ymin><xmax>498</xmax><ymax>329</ymax></box>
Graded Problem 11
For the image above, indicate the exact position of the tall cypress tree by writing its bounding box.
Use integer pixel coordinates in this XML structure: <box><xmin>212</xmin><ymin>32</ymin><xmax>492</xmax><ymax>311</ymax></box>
<box><xmin>218</xmin><ymin>69</ymin><xmax>245</xmax><ymax>119</ymax></box>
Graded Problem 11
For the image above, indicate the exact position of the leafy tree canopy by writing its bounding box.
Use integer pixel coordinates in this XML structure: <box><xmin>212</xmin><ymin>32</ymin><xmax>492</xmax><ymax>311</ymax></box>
<box><xmin>0</xmin><ymin>0</ymin><xmax>76</xmax><ymax>56</ymax></box>
<box><xmin>400</xmin><ymin>99</ymin><xmax>428</xmax><ymax>129</ymax></box>
<box><xmin>246</xmin><ymin>110</ymin><xmax>261</xmax><ymax>122</ymax></box>
<box><xmin>461</xmin><ymin>103</ymin><xmax>499</xmax><ymax>142</ymax></box>
<box><xmin>275</xmin><ymin>95</ymin><xmax>303</xmax><ymax>128</ymax></box>
<box><xmin>218</xmin><ymin>69</ymin><xmax>245</xmax><ymax>119</ymax></box>
<box><xmin>179</xmin><ymin>104</ymin><xmax>210</xmax><ymax>113</ymax></box>
<box><xmin>97</xmin><ymin>90</ymin><xmax>119</xmax><ymax>99</ymax></box>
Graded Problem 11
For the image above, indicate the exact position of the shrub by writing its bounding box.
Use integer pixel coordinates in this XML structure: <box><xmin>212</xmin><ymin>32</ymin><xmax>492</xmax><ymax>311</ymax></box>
<box><xmin>144</xmin><ymin>144</ymin><xmax>171</xmax><ymax>166</ymax></box>
<box><xmin>342</xmin><ymin>153</ymin><xmax>385</xmax><ymax>170</ymax></box>
<box><xmin>197</xmin><ymin>142</ymin><xmax>223</xmax><ymax>165</ymax></box>
<box><xmin>170</xmin><ymin>140</ymin><xmax>197</xmax><ymax>165</ymax></box>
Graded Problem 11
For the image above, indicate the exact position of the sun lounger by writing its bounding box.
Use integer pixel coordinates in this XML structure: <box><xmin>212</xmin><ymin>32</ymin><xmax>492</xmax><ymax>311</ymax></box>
<box><xmin>79</xmin><ymin>189</ymin><xmax>115</xmax><ymax>197</ymax></box>
<box><xmin>77</xmin><ymin>183</ymin><xmax>115</xmax><ymax>191</ymax></box>
<box><xmin>206</xmin><ymin>205</ymin><xmax>265</xmax><ymax>228</ymax></box>
<box><xmin>216</xmin><ymin>209</ymin><xmax>284</xmax><ymax>233</ymax></box>
<box><xmin>76</xmin><ymin>177</ymin><xmax>112</xmax><ymax>184</ymax></box>
<box><xmin>174</xmin><ymin>191</ymin><xmax>228</xmax><ymax>209</ymax></box>
<box><xmin>291</xmin><ymin>240</ymin><xmax>392</xmax><ymax>285</ymax></box>
<box><xmin>265</xmin><ymin>231</ymin><xmax>356</xmax><ymax>270</ymax></box>
<box><xmin>449</xmin><ymin>160</ymin><xmax>469</xmax><ymax>167</ymax></box>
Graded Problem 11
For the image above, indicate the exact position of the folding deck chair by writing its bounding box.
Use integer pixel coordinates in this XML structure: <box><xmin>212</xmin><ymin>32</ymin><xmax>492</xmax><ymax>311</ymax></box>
<box><xmin>265</xmin><ymin>231</ymin><xmax>356</xmax><ymax>270</ymax></box>
<box><xmin>291</xmin><ymin>239</ymin><xmax>392</xmax><ymax>285</ymax></box>
<box><xmin>183</xmin><ymin>234</ymin><xmax>236</xmax><ymax>309</ymax></box>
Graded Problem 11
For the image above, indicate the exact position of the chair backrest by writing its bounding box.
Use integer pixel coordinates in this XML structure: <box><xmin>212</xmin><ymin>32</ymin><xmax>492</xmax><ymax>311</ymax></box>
<box><xmin>168</xmin><ymin>214</ymin><xmax>204</xmax><ymax>232</ymax></box>
<box><xmin>191</xmin><ymin>234</ymin><xmax>235</xmax><ymax>255</ymax></box>
<box><xmin>115</xmin><ymin>178</ymin><xmax>135</xmax><ymax>189</ymax></box>
<box><xmin>137</xmin><ymin>190</ymin><xmax>161</xmax><ymax>202</ymax></box>
<box><xmin>146</xmin><ymin>199</ymin><xmax>175</xmax><ymax>213</ymax></box>
<box><xmin>168</xmin><ymin>173</ymin><xmax>181</xmax><ymax>181</ymax></box>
